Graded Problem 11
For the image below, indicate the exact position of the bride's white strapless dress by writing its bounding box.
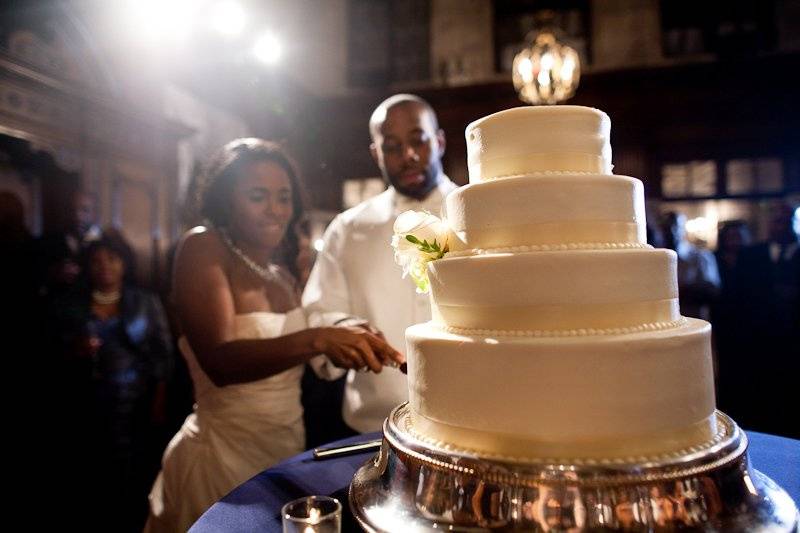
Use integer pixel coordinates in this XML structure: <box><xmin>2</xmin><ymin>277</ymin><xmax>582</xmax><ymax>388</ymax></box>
<box><xmin>145</xmin><ymin>309</ymin><xmax>307</xmax><ymax>532</ymax></box>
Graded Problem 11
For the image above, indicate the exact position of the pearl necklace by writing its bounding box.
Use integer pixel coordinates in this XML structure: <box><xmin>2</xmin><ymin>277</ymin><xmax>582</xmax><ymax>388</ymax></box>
<box><xmin>217</xmin><ymin>226</ymin><xmax>279</xmax><ymax>283</ymax></box>
<box><xmin>92</xmin><ymin>290</ymin><xmax>121</xmax><ymax>305</ymax></box>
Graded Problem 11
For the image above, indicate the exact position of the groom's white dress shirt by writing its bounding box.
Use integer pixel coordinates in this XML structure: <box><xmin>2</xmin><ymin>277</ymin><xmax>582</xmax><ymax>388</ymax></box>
<box><xmin>302</xmin><ymin>177</ymin><xmax>457</xmax><ymax>433</ymax></box>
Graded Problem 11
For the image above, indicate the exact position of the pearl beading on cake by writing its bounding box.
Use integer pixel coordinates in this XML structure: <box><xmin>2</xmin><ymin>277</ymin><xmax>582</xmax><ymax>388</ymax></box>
<box><xmin>403</xmin><ymin>409</ymin><xmax>731</xmax><ymax>468</ymax></box>
<box><xmin>439</xmin><ymin>317</ymin><xmax>687</xmax><ymax>338</ymax></box>
<box><xmin>392</xmin><ymin>440</ymin><xmax>477</xmax><ymax>476</ymax></box>
<box><xmin>446</xmin><ymin>241</ymin><xmax>651</xmax><ymax>258</ymax></box>
<box><xmin>484</xmin><ymin>170</ymin><xmax>604</xmax><ymax>181</ymax></box>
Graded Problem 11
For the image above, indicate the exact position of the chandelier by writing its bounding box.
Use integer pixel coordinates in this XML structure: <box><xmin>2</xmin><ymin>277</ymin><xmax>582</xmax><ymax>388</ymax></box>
<box><xmin>512</xmin><ymin>29</ymin><xmax>581</xmax><ymax>105</ymax></box>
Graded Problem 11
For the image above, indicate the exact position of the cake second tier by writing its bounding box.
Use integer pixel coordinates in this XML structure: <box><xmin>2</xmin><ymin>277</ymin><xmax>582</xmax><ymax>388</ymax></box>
<box><xmin>445</xmin><ymin>173</ymin><xmax>646</xmax><ymax>251</ymax></box>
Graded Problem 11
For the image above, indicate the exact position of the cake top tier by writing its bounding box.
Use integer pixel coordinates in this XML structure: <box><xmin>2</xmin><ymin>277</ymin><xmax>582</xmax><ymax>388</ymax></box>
<box><xmin>466</xmin><ymin>105</ymin><xmax>612</xmax><ymax>183</ymax></box>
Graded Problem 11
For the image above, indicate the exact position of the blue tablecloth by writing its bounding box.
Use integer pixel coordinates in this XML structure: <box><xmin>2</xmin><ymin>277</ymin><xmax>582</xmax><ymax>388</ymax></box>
<box><xmin>191</xmin><ymin>431</ymin><xmax>799</xmax><ymax>532</ymax></box>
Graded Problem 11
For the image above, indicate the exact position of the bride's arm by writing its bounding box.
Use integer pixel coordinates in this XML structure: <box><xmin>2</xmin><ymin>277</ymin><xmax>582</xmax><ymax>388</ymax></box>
<box><xmin>174</xmin><ymin>229</ymin><xmax>402</xmax><ymax>387</ymax></box>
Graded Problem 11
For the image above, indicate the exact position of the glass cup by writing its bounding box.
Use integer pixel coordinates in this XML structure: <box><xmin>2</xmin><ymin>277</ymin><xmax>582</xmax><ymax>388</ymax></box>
<box><xmin>282</xmin><ymin>495</ymin><xmax>342</xmax><ymax>533</ymax></box>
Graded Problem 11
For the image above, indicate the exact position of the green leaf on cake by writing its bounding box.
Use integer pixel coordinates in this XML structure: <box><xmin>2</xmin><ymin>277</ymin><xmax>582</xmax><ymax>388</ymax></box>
<box><xmin>412</xmin><ymin>274</ymin><xmax>430</xmax><ymax>293</ymax></box>
<box><xmin>411</xmin><ymin>238</ymin><xmax>447</xmax><ymax>257</ymax></box>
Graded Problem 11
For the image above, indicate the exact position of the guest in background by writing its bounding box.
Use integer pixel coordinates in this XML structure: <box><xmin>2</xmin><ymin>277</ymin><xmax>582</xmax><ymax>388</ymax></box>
<box><xmin>302</xmin><ymin>94</ymin><xmax>457</xmax><ymax>436</ymax></box>
<box><xmin>33</xmin><ymin>188</ymin><xmax>101</xmax><ymax>297</ymax></box>
<box><xmin>145</xmin><ymin>139</ymin><xmax>402</xmax><ymax>532</ymax></box>
<box><xmin>660</xmin><ymin>211</ymin><xmax>720</xmax><ymax>321</ymax></box>
<box><xmin>0</xmin><ymin>190</ymin><xmax>36</xmax><ymax>317</ymax></box>
<box><xmin>712</xmin><ymin>219</ymin><xmax>753</xmax><ymax>411</ymax></box>
<box><xmin>715</xmin><ymin>220</ymin><xmax>752</xmax><ymax>289</ymax></box>
<box><xmin>47</xmin><ymin>229</ymin><xmax>173</xmax><ymax>531</ymax></box>
<box><xmin>646</xmin><ymin>219</ymin><xmax>665</xmax><ymax>248</ymax></box>
<box><xmin>0</xmin><ymin>190</ymin><xmax>31</xmax><ymax>246</ymax></box>
<box><xmin>727</xmin><ymin>203</ymin><xmax>799</xmax><ymax>438</ymax></box>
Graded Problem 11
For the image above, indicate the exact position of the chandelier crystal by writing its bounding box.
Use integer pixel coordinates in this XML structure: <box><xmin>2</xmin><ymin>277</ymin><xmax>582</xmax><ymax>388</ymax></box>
<box><xmin>512</xmin><ymin>30</ymin><xmax>581</xmax><ymax>105</ymax></box>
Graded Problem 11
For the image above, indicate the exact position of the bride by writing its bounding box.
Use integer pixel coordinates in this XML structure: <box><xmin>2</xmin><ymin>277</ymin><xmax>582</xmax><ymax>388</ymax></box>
<box><xmin>145</xmin><ymin>139</ymin><xmax>403</xmax><ymax>532</ymax></box>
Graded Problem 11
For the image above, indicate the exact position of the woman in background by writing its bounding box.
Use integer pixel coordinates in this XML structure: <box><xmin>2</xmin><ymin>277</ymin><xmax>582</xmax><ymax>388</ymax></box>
<box><xmin>145</xmin><ymin>139</ymin><xmax>402</xmax><ymax>532</ymax></box>
<box><xmin>49</xmin><ymin>229</ymin><xmax>173</xmax><ymax>531</ymax></box>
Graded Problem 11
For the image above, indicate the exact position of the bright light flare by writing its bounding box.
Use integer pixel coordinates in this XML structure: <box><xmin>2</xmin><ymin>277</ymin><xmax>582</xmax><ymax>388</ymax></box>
<box><xmin>211</xmin><ymin>1</ymin><xmax>246</xmax><ymax>36</ymax></box>
<box><xmin>253</xmin><ymin>31</ymin><xmax>282</xmax><ymax>64</ymax></box>
<box><xmin>124</xmin><ymin>0</ymin><xmax>194</xmax><ymax>42</ymax></box>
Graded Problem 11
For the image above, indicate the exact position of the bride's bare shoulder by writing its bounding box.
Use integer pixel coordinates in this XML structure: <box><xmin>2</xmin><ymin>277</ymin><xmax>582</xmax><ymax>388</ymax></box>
<box><xmin>176</xmin><ymin>225</ymin><xmax>226</xmax><ymax>261</ymax></box>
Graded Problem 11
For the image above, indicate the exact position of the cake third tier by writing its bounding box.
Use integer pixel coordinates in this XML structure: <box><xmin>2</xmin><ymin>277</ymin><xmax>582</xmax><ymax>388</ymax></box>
<box><xmin>429</xmin><ymin>248</ymin><xmax>679</xmax><ymax>331</ymax></box>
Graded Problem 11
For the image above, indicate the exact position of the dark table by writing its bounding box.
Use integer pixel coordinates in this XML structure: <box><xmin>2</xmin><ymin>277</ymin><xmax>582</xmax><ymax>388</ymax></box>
<box><xmin>191</xmin><ymin>431</ymin><xmax>799</xmax><ymax>532</ymax></box>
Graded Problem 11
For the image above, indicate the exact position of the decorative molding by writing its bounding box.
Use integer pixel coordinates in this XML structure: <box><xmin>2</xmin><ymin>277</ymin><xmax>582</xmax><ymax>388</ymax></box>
<box><xmin>0</xmin><ymin>81</ymin><xmax>78</xmax><ymax>131</ymax></box>
<box><xmin>7</xmin><ymin>30</ymin><xmax>98</xmax><ymax>88</ymax></box>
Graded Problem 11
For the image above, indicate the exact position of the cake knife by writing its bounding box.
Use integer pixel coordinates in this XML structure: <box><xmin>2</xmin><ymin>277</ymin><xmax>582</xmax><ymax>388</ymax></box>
<box><xmin>312</xmin><ymin>438</ymin><xmax>382</xmax><ymax>460</ymax></box>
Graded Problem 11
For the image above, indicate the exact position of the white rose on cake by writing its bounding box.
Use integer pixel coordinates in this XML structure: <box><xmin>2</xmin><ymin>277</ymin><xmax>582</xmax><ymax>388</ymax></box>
<box><xmin>391</xmin><ymin>210</ymin><xmax>450</xmax><ymax>293</ymax></box>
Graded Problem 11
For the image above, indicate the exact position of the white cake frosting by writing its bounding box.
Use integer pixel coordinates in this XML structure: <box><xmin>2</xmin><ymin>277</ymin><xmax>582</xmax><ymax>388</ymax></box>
<box><xmin>466</xmin><ymin>106</ymin><xmax>612</xmax><ymax>182</ymax></box>
<box><xmin>446</xmin><ymin>173</ymin><xmax>646</xmax><ymax>251</ymax></box>
<box><xmin>407</xmin><ymin>319</ymin><xmax>715</xmax><ymax>461</ymax></box>
<box><xmin>404</xmin><ymin>105</ymin><xmax>718</xmax><ymax>461</ymax></box>
<box><xmin>429</xmin><ymin>248</ymin><xmax>679</xmax><ymax>331</ymax></box>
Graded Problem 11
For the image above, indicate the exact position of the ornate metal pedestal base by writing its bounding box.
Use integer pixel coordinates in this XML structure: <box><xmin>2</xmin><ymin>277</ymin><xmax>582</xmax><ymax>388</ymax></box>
<box><xmin>350</xmin><ymin>404</ymin><xmax>798</xmax><ymax>532</ymax></box>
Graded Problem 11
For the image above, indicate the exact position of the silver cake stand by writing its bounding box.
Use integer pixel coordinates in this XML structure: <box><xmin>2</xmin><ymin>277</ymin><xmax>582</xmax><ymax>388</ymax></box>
<box><xmin>350</xmin><ymin>403</ymin><xmax>798</xmax><ymax>532</ymax></box>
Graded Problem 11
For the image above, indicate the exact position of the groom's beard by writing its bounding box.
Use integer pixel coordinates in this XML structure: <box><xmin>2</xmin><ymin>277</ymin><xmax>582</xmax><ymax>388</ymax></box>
<box><xmin>389</xmin><ymin>162</ymin><xmax>442</xmax><ymax>201</ymax></box>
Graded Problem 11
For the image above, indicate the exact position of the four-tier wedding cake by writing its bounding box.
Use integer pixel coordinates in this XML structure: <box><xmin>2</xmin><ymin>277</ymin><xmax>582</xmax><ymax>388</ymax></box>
<box><xmin>395</xmin><ymin>105</ymin><xmax>719</xmax><ymax>461</ymax></box>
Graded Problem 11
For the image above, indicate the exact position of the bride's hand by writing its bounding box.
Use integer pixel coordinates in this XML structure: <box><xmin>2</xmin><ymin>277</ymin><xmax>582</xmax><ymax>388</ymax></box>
<box><xmin>334</xmin><ymin>317</ymin><xmax>387</xmax><ymax>341</ymax></box>
<box><xmin>310</xmin><ymin>327</ymin><xmax>405</xmax><ymax>373</ymax></box>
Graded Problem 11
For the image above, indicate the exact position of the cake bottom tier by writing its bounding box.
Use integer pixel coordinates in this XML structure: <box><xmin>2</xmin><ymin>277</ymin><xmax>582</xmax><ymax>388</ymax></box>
<box><xmin>405</xmin><ymin>317</ymin><xmax>717</xmax><ymax>461</ymax></box>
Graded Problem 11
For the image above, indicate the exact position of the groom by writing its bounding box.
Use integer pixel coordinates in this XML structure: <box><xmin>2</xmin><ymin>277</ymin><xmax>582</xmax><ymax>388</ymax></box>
<box><xmin>303</xmin><ymin>94</ymin><xmax>457</xmax><ymax>435</ymax></box>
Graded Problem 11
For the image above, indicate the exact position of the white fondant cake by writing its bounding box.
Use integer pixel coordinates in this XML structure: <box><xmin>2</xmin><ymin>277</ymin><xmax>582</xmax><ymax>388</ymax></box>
<box><xmin>404</xmin><ymin>106</ymin><xmax>718</xmax><ymax>461</ymax></box>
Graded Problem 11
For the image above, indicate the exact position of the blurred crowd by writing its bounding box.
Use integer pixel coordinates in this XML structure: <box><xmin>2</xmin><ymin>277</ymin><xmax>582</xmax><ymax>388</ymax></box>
<box><xmin>652</xmin><ymin>206</ymin><xmax>799</xmax><ymax>439</ymax></box>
